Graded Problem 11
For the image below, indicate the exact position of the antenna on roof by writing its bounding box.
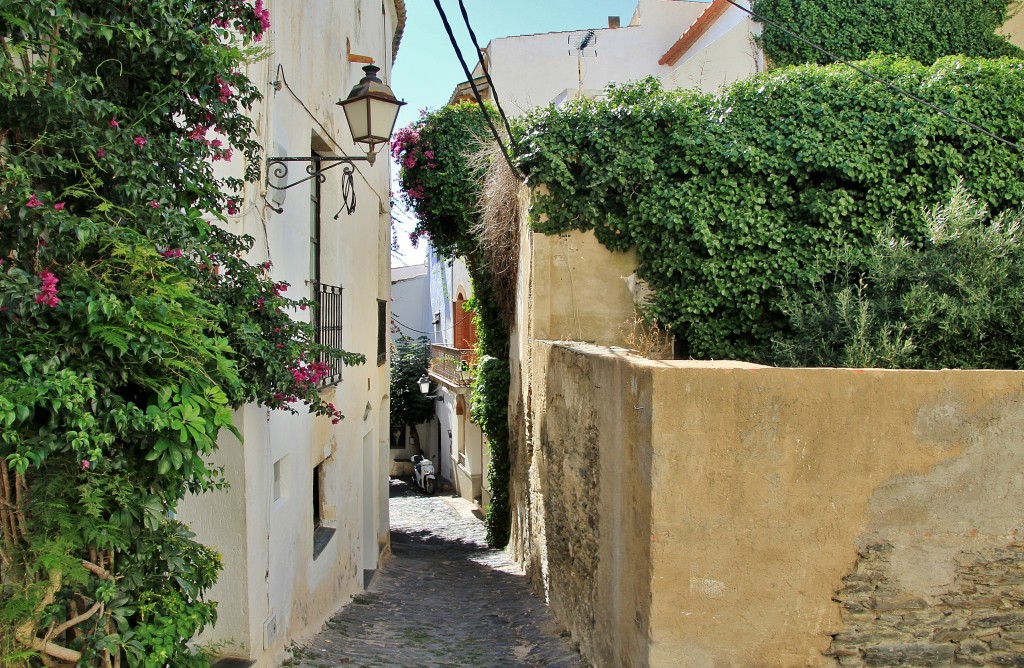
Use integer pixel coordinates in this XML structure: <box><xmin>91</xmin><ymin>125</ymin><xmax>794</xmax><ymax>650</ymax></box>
<box><xmin>568</xmin><ymin>30</ymin><xmax>598</xmax><ymax>96</ymax></box>
<box><xmin>568</xmin><ymin>30</ymin><xmax>598</xmax><ymax>57</ymax></box>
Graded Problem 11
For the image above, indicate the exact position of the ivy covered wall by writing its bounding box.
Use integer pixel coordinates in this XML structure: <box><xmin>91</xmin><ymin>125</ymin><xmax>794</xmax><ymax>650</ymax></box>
<box><xmin>517</xmin><ymin>57</ymin><xmax>1024</xmax><ymax>363</ymax></box>
<box><xmin>751</xmin><ymin>0</ymin><xmax>1022</xmax><ymax>66</ymax></box>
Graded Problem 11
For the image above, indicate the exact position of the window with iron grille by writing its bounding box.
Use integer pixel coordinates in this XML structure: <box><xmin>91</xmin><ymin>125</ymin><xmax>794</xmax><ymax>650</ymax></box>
<box><xmin>377</xmin><ymin>299</ymin><xmax>387</xmax><ymax>366</ymax></box>
<box><xmin>315</xmin><ymin>283</ymin><xmax>344</xmax><ymax>386</ymax></box>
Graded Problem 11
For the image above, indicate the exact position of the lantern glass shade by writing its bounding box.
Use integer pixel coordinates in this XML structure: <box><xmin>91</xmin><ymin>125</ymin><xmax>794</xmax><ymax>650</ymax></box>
<box><xmin>418</xmin><ymin>375</ymin><xmax>430</xmax><ymax>395</ymax></box>
<box><xmin>339</xmin><ymin>64</ymin><xmax>406</xmax><ymax>157</ymax></box>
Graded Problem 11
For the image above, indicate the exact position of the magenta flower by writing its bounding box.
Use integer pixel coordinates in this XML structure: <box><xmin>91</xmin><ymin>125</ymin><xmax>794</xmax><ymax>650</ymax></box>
<box><xmin>53</xmin><ymin>202</ymin><xmax>65</xmax><ymax>211</ymax></box>
<box><xmin>109</xmin><ymin>118</ymin><xmax>119</xmax><ymax>128</ymax></box>
<box><xmin>162</xmin><ymin>248</ymin><xmax>182</xmax><ymax>258</ymax></box>
<box><xmin>81</xmin><ymin>460</ymin><xmax>90</xmax><ymax>470</ymax></box>
<box><xmin>150</xmin><ymin>200</ymin><xmax>160</xmax><ymax>209</ymax></box>
<box><xmin>35</xmin><ymin>270</ymin><xmax>60</xmax><ymax>307</ymax></box>
<box><xmin>210</xmin><ymin>138</ymin><xmax>222</xmax><ymax>149</ymax></box>
<box><xmin>25</xmin><ymin>195</ymin><xmax>43</xmax><ymax>208</ymax></box>
<box><xmin>226</xmin><ymin>199</ymin><xmax>238</xmax><ymax>215</ymax></box>
<box><xmin>97</xmin><ymin>148</ymin><xmax>106</xmax><ymax>158</ymax></box>
<box><xmin>134</xmin><ymin>136</ymin><xmax>147</xmax><ymax>147</ymax></box>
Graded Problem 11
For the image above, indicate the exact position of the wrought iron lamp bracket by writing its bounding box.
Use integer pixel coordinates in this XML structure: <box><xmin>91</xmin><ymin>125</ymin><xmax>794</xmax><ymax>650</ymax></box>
<box><xmin>265</xmin><ymin>155</ymin><xmax>369</xmax><ymax>216</ymax></box>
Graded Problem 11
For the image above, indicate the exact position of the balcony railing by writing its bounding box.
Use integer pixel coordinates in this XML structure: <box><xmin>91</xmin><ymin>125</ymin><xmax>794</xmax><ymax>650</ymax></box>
<box><xmin>429</xmin><ymin>344</ymin><xmax>475</xmax><ymax>387</ymax></box>
<box><xmin>315</xmin><ymin>283</ymin><xmax>344</xmax><ymax>387</ymax></box>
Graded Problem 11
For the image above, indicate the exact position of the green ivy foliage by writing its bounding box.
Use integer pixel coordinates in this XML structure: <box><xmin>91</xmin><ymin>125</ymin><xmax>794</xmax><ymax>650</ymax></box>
<box><xmin>751</xmin><ymin>0</ymin><xmax>1022</xmax><ymax>67</ymax></box>
<box><xmin>470</xmin><ymin>355</ymin><xmax>510</xmax><ymax>547</ymax></box>
<box><xmin>393</xmin><ymin>104</ymin><xmax>513</xmax><ymax>547</ymax></box>
<box><xmin>517</xmin><ymin>57</ymin><xmax>1024</xmax><ymax>363</ymax></box>
<box><xmin>0</xmin><ymin>1</ymin><xmax>361</xmax><ymax>665</ymax></box>
<box><xmin>392</xmin><ymin>102</ymin><xmax>492</xmax><ymax>257</ymax></box>
<box><xmin>774</xmin><ymin>184</ymin><xmax>1024</xmax><ymax>369</ymax></box>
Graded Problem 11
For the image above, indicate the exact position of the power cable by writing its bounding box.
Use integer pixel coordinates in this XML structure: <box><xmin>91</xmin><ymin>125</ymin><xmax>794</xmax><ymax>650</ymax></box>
<box><xmin>431</xmin><ymin>0</ymin><xmax>525</xmax><ymax>180</ymax></box>
<box><xmin>455</xmin><ymin>0</ymin><xmax>517</xmax><ymax>145</ymax></box>
<box><xmin>725</xmin><ymin>0</ymin><xmax>1024</xmax><ymax>153</ymax></box>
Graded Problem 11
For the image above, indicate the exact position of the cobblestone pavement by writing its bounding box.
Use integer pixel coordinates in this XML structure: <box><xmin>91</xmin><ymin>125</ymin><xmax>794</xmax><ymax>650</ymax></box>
<box><xmin>281</xmin><ymin>478</ymin><xmax>584</xmax><ymax>668</ymax></box>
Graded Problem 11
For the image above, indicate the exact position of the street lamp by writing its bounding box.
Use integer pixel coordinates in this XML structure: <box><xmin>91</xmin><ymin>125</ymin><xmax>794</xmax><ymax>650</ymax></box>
<box><xmin>266</xmin><ymin>64</ymin><xmax>406</xmax><ymax>214</ymax></box>
<box><xmin>418</xmin><ymin>375</ymin><xmax>444</xmax><ymax>402</ymax></box>
<box><xmin>338</xmin><ymin>64</ymin><xmax>406</xmax><ymax>165</ymax></box>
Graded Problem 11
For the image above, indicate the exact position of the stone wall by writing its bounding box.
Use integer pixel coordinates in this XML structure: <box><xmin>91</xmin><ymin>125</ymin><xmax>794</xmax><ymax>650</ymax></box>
<box><xmin>830</xmin><ymin>541</ymin><xmax>1024</xmax><ymax>667</ymax></box>
<box><xmin>510</xmin><ymin>340</ymin><xmax>1024</xmax><ymax>667</ymax></box>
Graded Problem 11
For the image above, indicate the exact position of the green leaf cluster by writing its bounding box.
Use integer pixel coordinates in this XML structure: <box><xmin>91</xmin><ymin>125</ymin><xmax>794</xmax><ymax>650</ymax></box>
<box><xmin>517</xmin><ymin>57</ymin><xmax>1024</xmax><ymax>363</ymax></box>
<box><xmin>774</xmin><ymin>184</ymin><xmax>1024</xmax><ymax>369</ymax></box>
<box><xmin>392</xmin><ymin>102</ymin><xmax>493</xmax><ymax>256</ymax></box>
<box><xmin>0</xmin><ymin>1</ymin><xmax>358</xmax><ymax>665</ymax></box>
<box><xmin>389</xmin><ymin>336</ymin><xmax>436</xmax><ymax>431</ymax></box>
<box><xmin>751</xmin><ymin>0</ymin><xmax>1022</xmax><ymax>67</ymax></box>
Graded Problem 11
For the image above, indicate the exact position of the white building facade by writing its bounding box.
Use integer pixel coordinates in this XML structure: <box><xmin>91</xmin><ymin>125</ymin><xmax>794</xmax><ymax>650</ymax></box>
<box><xmin>176</xmin><ymin>1</ymin><xmax>405</xmax><ymax>665</ymax></box>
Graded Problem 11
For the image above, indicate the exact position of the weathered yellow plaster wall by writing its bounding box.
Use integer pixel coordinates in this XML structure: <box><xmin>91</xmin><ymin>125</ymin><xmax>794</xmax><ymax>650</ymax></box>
<box><xmin>519</xmin><ymin>342</ymin><xmax>1024</xmax><ymax>667</ymax></box>
<box><xmin>530</xmin><ymin>228</ymin><xmax>640</xmax><ymax>346</ymax></box>
<box><xmin>999</xmin><ymin>2</ymin><xmax>1024</xmax><ymax>49</ymax></box>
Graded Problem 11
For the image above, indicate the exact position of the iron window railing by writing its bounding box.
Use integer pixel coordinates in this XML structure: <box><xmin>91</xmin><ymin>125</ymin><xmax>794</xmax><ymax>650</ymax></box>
<box><xmin>315</xmin><ymin>282</ymin><xmax>344</xmax><ymax>387</ymax></box>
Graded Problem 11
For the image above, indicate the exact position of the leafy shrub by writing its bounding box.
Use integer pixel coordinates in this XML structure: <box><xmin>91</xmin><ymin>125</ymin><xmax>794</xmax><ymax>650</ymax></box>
<box><xmin>0</xmin><ymin>1</ymin><xmax>359</xmax><ymax>664</ymax></box>
<box><xmin>751</xmin><ymin>0</ymin><xmax>1022</xmax><ymax>67</ymax></box>
<box><xmin>774</xmin><ymin>184</ymin><xmax>1024</xmax><ymax>369</ymax></box>
<box><xmin>517</xmin><ymin>57</ymin><xmax>1024</xmax><ymax>363</ymax></box>
<box><xmin>390</xmin><ymin>336</ymin><xmax>436</xmax><ymax>435</ymax></box>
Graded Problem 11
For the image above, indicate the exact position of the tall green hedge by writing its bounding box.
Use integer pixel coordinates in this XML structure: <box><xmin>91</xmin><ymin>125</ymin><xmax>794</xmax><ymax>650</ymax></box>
<box><xmin>517</xmin><ymin>57</ymin><xmax>1024</xmax><ymax>363</ymax></box>
<box><xmin>751</xmin><ymin>0</ymin><xmax>1022</xmax><ymax>67</ymax></box>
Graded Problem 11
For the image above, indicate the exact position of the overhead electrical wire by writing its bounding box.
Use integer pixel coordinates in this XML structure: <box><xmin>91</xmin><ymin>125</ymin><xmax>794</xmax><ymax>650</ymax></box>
<box><xmin>455</xmin><ymin>0</ymin><xmax>517</xmax><ymax>145</ymax></box>
<box><xmin>725</xmin><ymin>0</ymin><xmax>1024</xmax><ymax>154</ymax></box>
<box><xmin>431</xmin><ymin>0</ymin><xmax>525</xmax><ymax>180</ymax></box>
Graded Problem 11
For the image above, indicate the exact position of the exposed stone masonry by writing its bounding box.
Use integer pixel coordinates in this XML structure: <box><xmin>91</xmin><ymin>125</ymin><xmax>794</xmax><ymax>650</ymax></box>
<box><xmin>829</xmin><ymin>542</ymin><xmax>1024</xmax><ymax>667</ymax></box>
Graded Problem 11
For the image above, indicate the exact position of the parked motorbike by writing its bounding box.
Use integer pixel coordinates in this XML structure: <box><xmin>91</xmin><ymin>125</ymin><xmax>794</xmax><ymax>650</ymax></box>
<box><xmin>410</xmin><ymin>454</ymin><xmax>437</xmax><ymax>494</ymax></box>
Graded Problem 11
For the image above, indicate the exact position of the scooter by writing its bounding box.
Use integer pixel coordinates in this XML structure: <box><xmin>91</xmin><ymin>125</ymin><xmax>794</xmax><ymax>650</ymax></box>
<box><xmin>410</xmin><ymin>454</ymin><xmax>437</xmax><ymax>495</ymax></box>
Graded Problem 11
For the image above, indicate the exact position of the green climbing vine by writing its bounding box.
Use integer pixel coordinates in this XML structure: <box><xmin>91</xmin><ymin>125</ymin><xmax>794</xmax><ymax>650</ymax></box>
<box><xmin>392</xmin><ymin>102</ymin><xmax>513</xmax><ymax>547</ymax></box>
<box><xmin>0</xmin><ymin>1</ymin><xmax>362</xmax><ymax>665</ymax></box>
<box><xmin>516</xmin><ymin>57</ymin><xmax>1024</xmax><ymax>364</ymax></box>
<box><xmin>751</xmin><ymin>0</ymin><xmax>1022</xmax><ymax>67</ymax></box>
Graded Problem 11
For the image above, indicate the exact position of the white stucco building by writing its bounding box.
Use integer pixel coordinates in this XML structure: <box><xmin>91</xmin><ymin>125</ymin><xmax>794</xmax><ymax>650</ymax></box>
<box><xmin>448</xmin><ymin>0</ymin><xmax>760</xmax><ymax>114</ymax></box>
<box><xmin>176</xmin><ymin>1</ymin><xmax>406</xmax><ymax>665</ymax></box>
<box><xmin>421</xmin><ymin>252</ymin><xmax>487</xmax><ymax>504</ymax></box>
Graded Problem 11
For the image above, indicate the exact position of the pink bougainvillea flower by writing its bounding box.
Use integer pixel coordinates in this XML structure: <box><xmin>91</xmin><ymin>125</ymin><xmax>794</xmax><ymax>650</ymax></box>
<box><xmin>226</xmin><ymin>199</ymin><xmax>238</xmax><ymax>215</ymax></box>
<box><xmin>332</xmin><ymin>417</ymin><xmax>340</xmax><ymax>425</ymax></box>
<box><xmin>210</xmin><ymin>138</ymin><xmax>222</xmax><ymax>149</ymax></box>
<box><xmin>134</xmin><ymin>136</ymin><xmax>147</xmax><ymax>147</ymax></box>
<box><xmin>96</xmin><ymin>148</ymin><xmax>106</xmax><ymax>158</ymax></box>
<box><xmin>25</xmin><ymin>195</ymin><xmax>43</xmax><ymax>208</ymax></box>
<box><xmin>53</xmin><ymin>202</ymin><xmax>65</xmax><ymax>211</ymax></box>
<box><xmin>81</xmin><ymin>460</ymin><xmax>90</xmax><ymax>470</ymax></box>
<box><xmin>109</xmin><ymin>118</ymin><xmax>119</xmax><ymax>128</ymax></box>
<box><xmin>162</xmin><ymin>248</ymin><xmax>182</xmax><ymax>259</ymax></box>
<box><xmin>150</xmin><ymin>200</ymin><xmax>160</xmax><ymax>209</ymax></box>
<box><xmin>35</xmin><ymin>270</ymin><xmax>60</xmax><ymax>307</ymax></box>
<box><xmin>299</xmin><ymin>304</ymin><xmax>307</xmax><ymax>311</ymax></box>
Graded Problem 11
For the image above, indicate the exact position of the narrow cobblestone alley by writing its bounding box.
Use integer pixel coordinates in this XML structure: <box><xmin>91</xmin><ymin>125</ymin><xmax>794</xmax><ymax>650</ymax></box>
<box><xmin>281</xmin><ymin>478</ymin><xmax>584</xmax><ymax>668</ymax></box>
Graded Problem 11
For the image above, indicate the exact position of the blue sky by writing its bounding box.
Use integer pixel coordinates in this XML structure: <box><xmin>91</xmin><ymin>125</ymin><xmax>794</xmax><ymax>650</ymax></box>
<box><xmin>389</xmin><ymin>0</ymin><xmax>642</xmax><ymax>265</ymax></box>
